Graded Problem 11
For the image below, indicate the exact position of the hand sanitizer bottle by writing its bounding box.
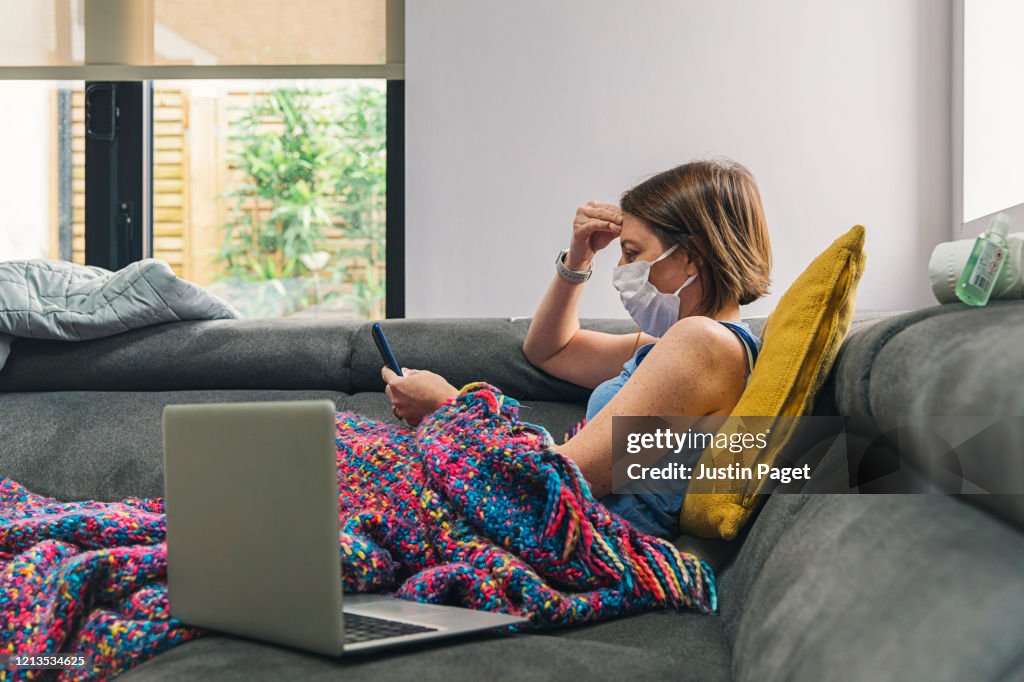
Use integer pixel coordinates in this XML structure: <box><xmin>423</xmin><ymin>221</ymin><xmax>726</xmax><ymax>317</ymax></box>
<box><xmin>956</xmin><ymin>213</ymin><xmax>1012</xmax><ymax>306</ymax></box>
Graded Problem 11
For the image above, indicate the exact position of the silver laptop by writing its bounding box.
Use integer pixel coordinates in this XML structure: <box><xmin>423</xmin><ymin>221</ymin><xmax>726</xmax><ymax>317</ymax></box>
<box><xmin>162</xmin><ymin>399</ymin><xmax>527</xmax><ymax>656</ymax></box>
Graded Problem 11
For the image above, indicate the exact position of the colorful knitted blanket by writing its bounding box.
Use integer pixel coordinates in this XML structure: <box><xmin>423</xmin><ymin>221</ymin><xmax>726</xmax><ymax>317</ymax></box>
<box><xmin>0</xmin><ymin>383</ymin><xmax>716</xmax><ymax>680</ymax></box>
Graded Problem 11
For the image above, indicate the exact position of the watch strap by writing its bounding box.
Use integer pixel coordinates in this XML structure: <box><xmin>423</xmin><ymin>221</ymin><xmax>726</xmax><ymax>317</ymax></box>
<box><xmin>555</xmin><ymin>249</ymin><xmax>592</xmax><ymax>283</ymax></box>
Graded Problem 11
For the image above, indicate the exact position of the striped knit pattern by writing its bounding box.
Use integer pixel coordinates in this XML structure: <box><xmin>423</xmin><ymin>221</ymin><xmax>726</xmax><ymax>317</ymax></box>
<box><xmin>0</xmin><ymin>383</ymin><xmax>716</xmax><ymax>680</ymax></box>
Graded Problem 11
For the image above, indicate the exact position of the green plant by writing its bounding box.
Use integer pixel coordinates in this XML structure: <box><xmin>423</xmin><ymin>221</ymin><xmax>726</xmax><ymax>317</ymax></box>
<box><xmin>216</xmin><ymin>83</ymin><xmax>386</xmax><ymax>318</ymax></box>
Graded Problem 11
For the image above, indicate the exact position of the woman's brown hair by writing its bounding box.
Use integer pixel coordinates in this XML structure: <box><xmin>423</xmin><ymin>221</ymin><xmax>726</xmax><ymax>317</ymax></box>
<box><xmin>620</xmin><ymin>158</ymin><xmax>772</xmax><ymax>316</ymax></box>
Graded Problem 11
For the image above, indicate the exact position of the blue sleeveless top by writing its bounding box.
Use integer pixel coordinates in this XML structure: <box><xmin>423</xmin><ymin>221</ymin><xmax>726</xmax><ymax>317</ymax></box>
<box><xmin>588</xmin><ymin>320</ymin><xmax>763</xmax><ymax>539</ymax></box>
<box><xmin>585</xmin><ymin>320</ymin><xmax>762</xmax><ymax>422</ymax></box>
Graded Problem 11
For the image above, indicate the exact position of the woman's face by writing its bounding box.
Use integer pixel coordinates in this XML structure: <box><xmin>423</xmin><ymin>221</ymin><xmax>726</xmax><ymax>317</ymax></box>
<box><xmin>618</xmin><ymin>213</ymin><xmax>699</xmax><ymax>295</ymax></box>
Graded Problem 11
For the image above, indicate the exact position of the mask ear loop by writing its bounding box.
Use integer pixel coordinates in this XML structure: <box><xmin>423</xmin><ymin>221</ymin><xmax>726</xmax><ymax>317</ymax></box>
<box><xmin>668</xmin><ymin>236</ymin><xmax>699</xmax><ymax>295</ymax></box>
<box><xmin>672</xmin><ymin>272</ymin><xmax>699</xmax><ymax>295</ymax></box>
<box><xmin>651</xmin><ymin>243</ymin><xmax>679</xmax><ymax>264</ymax></box>
<box><xmin>655</xmin><ymin>235</ymin><xmax>696</xmax><ymax>292</ymax></box>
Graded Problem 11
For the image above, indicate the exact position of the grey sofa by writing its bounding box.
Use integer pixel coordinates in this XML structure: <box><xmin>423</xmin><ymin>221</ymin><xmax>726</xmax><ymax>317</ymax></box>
<box><xmin>1</xmin><ymin>302</ymin><xmax>1022</xmax><ymax>681</ymax></box>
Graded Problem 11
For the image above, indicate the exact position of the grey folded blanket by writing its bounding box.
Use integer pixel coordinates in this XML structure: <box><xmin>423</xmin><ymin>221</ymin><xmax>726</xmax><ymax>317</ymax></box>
<box><xmin>0</xmin><ymin>259</ymin><xmax>238</xmax><ymax>370</ymax></box>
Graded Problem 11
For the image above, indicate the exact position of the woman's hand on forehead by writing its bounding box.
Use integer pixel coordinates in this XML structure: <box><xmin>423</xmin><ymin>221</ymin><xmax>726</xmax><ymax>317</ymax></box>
<box><xmin>567</xmin><ymin>201</ymin><xmax>623</xmax><ymax>270</ymax></box>
<box><xmin>582</xmin><ymin>200</ymin><xmax>623</xmax><ymax>225</ymax></box>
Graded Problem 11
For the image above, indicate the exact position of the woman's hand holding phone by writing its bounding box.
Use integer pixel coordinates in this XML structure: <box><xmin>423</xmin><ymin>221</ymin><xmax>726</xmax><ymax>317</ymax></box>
<box><xmin>565</xmin><ymin>200</ymin><xmax>623</xmax><ymax>271</ymax></box>
<box><xmin>381</xmin><ymin>366</ymin><xmax>459</xmax><ymax>427</ymax></box>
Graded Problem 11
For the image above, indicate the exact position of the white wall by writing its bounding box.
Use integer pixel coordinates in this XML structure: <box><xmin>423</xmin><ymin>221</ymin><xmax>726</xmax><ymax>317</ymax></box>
<box><xmin>405</xmin><ymin>0</ymin><xmax>953</xmax><ymax>319</ymax></box>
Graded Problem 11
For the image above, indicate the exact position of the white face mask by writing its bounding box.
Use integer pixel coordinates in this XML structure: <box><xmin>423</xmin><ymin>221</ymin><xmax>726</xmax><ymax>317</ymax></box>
<box><xmin>612</xmin><ymin>243</ymin><xmax>698</xmax><ymax>337</ymax></box>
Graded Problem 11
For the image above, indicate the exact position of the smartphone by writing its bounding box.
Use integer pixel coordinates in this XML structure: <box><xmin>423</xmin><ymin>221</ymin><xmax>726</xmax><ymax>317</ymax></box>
<box><xmin>372</xmin><ymin>323</ymin><xmax>403</xmax><ymax>376</ymax></box>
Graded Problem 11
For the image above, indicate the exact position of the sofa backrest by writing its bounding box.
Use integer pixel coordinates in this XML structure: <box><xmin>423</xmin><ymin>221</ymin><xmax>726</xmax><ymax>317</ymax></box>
<box><xmin>0</xmin><ymin>317</ymin><xmax>639</xmax><ymax>501</ymax></box>
<box><xmin>0</xmin><ymin>317</ymin><xmax>633</xmax><ymax>401</ymax></box>
<box><xmin>0</xmin><ymin>312</ymin><xmax>907</xmax><ymax>503</ymax></box>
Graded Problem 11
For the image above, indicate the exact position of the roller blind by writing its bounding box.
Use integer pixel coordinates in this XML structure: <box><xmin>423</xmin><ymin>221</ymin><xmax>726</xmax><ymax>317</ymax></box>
<box><xmin>0</xmin><ymin>0</ymin><xmax>402</xmax><ymax>79</ymax></box>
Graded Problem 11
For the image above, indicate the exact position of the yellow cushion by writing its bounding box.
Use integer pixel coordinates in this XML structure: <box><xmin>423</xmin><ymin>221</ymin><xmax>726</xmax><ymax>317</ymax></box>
<box><xmin>680</xmin><ymin>225</ymin><xmax>867</xmax><ymax>540</ymax></box>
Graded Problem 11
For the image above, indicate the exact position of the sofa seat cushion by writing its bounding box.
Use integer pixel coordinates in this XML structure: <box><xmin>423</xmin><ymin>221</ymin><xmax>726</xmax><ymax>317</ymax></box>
<box><xmin>722</xmin><ymin>493</ymin><xmax>1024</xmax><ymax>682</ymax></box>
<box><xmin>0</xmin><ymin>388</ymin><xmax>587</xmax><ymax>506</ymax></box>
<box><xmin>0</xmin><ymin>390</ymin><xmax>348</xmax><ymax>501</ymax></box>
<box><xmin>118</xmin><ymin>611</ymin><xmax>730</xmax><ymax>682</ymax></box>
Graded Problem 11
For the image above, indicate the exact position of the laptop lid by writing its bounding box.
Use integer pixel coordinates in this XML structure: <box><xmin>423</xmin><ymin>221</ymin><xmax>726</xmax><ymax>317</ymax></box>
<box><xmin>163</xmin><ymin>400</ymin><xmax>345</xmax><ymax>657</ymax></box>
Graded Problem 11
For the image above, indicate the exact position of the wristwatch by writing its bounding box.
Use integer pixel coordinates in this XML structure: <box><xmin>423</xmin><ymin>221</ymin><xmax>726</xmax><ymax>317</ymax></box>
<box><xmin>555</xmin><ymin>249</ymin><xmax>592</xmax><ymax>283</ymax></box>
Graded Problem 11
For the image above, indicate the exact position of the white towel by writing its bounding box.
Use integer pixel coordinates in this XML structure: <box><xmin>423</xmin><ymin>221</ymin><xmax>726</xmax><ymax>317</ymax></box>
<box><xmin>928</xmin><ymin>233</ymin><xmax>1024</xmax><ymax>303</ymax></box>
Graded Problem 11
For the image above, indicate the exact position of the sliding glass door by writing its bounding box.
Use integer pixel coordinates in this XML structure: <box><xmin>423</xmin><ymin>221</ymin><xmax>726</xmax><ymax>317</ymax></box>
<box><xmin>0</xmin><ymin>0</ymin><xmax>404</xmax><ymax>319</ymax></box>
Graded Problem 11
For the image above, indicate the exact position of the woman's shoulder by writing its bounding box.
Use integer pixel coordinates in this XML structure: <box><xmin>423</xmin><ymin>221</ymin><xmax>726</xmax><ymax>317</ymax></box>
<box><xmin>660</xmin><ymin>316</ymin><xmax>753</xmax><ymax>366</ymax></box>
<box><xmin>639</xmin><ymin>317</ymin><xmax>751</xmax><ymax>413</ymax></box>
<box><xmin>663</xmin><ymin>315</ymin><xmax>737</xmax><ymax>340</ymax></box>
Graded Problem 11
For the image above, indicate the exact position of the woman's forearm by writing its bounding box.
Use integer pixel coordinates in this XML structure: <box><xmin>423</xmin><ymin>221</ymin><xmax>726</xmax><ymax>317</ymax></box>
<box><xmin>524</xmin><ymin>202</ymin><xmax>621</xmax><ymax>366</ymax></box>
<box><xmin>522</xmin><ymin>269</ymin><xmax>588</xmax><ymax>365</ymax></box>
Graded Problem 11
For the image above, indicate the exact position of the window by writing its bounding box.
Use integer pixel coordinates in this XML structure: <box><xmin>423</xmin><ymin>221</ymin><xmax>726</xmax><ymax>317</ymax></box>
<box><xmin>0</xmin><ymin>0</ymin><xmax>404</xmax><ymax>319</ymax></box>
<box><xmin>958</xmin><ymin>0</ymin><xmax>1024</xmax><ymax>226</ymax></box>
<box><xmin>155</xmin><ymin>79</ymin><xmax>387</xmax><ymax>319</ymax></box>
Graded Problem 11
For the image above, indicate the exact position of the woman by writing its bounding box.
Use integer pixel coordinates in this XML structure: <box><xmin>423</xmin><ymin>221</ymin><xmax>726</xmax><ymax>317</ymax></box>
<box><xmin>381</xmin><ymin>158</ymin><xmax>772</xmax><ymax>539</ymax></box>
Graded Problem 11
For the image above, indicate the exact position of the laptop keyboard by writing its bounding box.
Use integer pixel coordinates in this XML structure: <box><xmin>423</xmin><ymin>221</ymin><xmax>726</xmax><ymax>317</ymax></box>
<box><xmin>343</xmin><ymin>611</ymin><xmax>438</xmax><ymax>644</ymax></box>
